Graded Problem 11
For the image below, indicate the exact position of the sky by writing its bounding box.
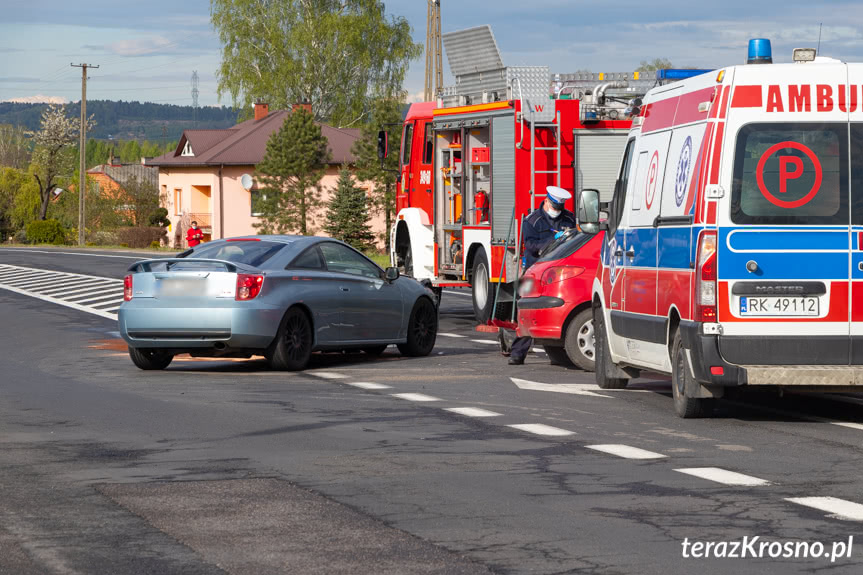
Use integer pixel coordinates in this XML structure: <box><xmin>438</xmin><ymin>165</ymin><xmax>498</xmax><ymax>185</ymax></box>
<box><xmin>2</xmin><ymin>0</ymin><xmax>863</xmax><ymax>109</ymax></box>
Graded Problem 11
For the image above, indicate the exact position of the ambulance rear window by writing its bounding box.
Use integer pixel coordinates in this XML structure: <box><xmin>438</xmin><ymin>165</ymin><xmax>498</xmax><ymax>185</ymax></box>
<box><xmin>731</xmin><ymin>123</ymin><xmax>848</xmax><ymax>225</ymax></box>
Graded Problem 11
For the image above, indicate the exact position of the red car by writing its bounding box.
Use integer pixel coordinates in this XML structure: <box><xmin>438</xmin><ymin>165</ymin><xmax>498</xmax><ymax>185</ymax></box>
<box><xmin>516</xmin><ymin>231</ymin><xmax>603</xmax><ymax>371</ymax></box>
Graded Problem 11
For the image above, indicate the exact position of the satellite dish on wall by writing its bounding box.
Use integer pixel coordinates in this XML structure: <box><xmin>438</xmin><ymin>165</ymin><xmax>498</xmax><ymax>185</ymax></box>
<box><xmin>240</xmin><ymin>173</ymin><xmax>253</xmax><ymax>190</ymax></box>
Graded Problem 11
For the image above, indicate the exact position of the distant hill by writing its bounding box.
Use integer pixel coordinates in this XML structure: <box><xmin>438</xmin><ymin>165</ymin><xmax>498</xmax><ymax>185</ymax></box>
<box><xmin>0</xmin><ymin>100</ymin><xmax>240</xmax><ymax>141</ymax></box>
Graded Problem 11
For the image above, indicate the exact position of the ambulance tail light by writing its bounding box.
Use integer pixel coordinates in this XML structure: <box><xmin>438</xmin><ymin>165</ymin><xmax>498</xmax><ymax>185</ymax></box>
<box><xmin>694</xmin><ymin>231</ymin><xmax>718</xmax><ymax>322</ymax></box>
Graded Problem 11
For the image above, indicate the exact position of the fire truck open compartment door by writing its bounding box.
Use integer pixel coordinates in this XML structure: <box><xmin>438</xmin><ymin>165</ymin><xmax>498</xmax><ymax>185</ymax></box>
<box><xmin>573</xmin><ymin>131</ymin><xmax>630</xmax><ymax>203</ymax></box>
<box><xmin>491</xmin><ymin>115</ymin><xmax>516</xmax><ymax>242</ymax></box>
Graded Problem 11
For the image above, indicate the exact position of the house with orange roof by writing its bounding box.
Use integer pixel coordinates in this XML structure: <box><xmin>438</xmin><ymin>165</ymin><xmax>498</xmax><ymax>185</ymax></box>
<box><xmin>147</xmin><ymin>103</ymin><xmax>382</xmax><ymax>249</ymax></box>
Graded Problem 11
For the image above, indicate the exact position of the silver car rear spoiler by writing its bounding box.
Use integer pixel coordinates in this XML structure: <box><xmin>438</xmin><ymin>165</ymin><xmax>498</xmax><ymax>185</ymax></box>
<box><xmin>128</xmin><ymin>258</ymin><xmax>258</xmax><ymax>273</ymax></box>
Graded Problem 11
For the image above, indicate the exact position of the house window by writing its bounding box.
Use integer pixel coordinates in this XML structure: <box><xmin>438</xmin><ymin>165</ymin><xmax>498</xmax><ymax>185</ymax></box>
<box><xmin>181</xmin><ymin>141</ymin><xmax>194</xmax><ymax>156</ymax></box>
<box><xmin>250</xmin><ymin>189</ymin><xmax>267</xmax><ymax>216</ymax></box>
<box><xmin>174</xmin><ymin>188</ymin><xmax>182</xmax><ymax>215</ymax></box>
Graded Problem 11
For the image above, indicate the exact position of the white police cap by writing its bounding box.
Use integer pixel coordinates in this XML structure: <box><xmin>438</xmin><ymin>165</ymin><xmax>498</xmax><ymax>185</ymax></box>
<box><xmin>546</xmin><ymin>186</ymin><xmax>572</xmax><ymax>205</ymax></box>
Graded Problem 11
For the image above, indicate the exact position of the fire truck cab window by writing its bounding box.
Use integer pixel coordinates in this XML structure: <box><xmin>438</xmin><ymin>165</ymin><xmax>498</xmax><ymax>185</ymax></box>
<box><xmin>423</xmin><ymin>123</ymin><xmax>433</xmax><ymax>164</ymax></box>
<box><xmin>731</xmin><ymin>123</ymin><xmax>848</xmax><ymax>225</ymax></box>
<box><xmin>402</xmin><ymin>123</ymin><xmax>414</xmax><ymax>166</ymax></box>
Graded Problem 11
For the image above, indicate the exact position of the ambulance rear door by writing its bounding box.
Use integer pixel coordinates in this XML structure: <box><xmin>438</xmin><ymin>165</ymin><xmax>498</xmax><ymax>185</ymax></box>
<box><xmin>717</xmin><ymin>62</ymin><xmax>851</xmax><ymax>367</ymax></box>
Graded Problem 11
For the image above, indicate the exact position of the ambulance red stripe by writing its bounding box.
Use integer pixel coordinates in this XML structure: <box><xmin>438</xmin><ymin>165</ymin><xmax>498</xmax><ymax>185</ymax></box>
<box><xmin>730</xmin><ymin>85</ymin><xmax>763</xmax><ymax>108</ymax></box>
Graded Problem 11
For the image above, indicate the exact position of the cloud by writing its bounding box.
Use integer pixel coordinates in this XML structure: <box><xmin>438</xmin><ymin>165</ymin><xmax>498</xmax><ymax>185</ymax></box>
<box><xmin>0</xmin><ymin>77</ymin><xmax>42</xmax><ymax>84</ymax></box>
<box><xmin>104</xmin><ymin>36</ymin><xmax>177</xmax><ymax>57</ymax></box>
<box><xmin>3</xmin><ymin>95</ymin><xmax>68</xmax><ymax>104</ymax></box>
<box><xmin>405</xmin><ymin>90</ymin><xmax>427</xmax><ymax>103</ymax></box>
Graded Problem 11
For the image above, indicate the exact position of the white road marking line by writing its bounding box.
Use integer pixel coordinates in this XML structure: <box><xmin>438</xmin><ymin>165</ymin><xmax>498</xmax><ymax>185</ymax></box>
<box><xmin>92</xmin><ymin>300</ymin><xmax>125</xmax><ymax>309</ymax></box>
<box><xmin>345</xmin><ymin>381</ymin><xmax>392</xmax><ymax>390</ymax></box>
<box><xmin>586</xmin><ymin>444</ymin><xmax>667</xmax><ymax>460</ymax></box>
<box><xmin>30</xmin><ymin>278</ymin><xmax>114</xmax><ymax>291</ymax></box>
<box><xmin>0</xmin><ymin>248</ymin><xmax>155</xmax><ymax>260</ymax></box>
<box><xmin>68</xmin><ymin>292</ymin><xmax>125</xmax><ymax>304</ymax></box>
<box><xmin>444</xmin><ymin>407</ymin><xmax>502</xmax><ymax>417</ymax></box>
<box><xmin>786</xmin><ymin>497</ymin><xmax>863</xmax><ymax>522</ymax></box>
<box><xmin>104</xmin><ymin>307</ymin><xmax>121</xmax><ymax>313</ymax></box>
<box><xmin>438</xmin><ymin>332</ymin><xmax>467</xmax><ymax>338</ymax></box>
<box><xmin>309</xmin><ymin>372</ymin><xmax>347</xmax><ymax>379</ymax></box>
<box><xmin>470</xmin><ymin>339</ymin><xmax>498</xmax><ymax>345</ymax></box>
<box><xmin>0</xmin><ymin>273</ymin><xmax>59</xmax><ymax>287</ymax></box>
<box><xmin>511</xmin><ymin>377</ymin><xmax>614</xmax><ymax>398</ymax></box>
<box><xmin>39</xmin><ymin>281</ymin><xmax>119</xmax><ymax>296</ymax></box>
<box><xmin>508</xmin><ymin>423</ymin><xmax>576</xmax><ymax>437</ymax></box>
<box><xmin>391</xmin><ymin>393</ymin><xmax>441</xmax><ymax>402</ymax></box>
<box><xmin>830</xmin><ymin>421</ymin><xmax>863</xmax><ymax>431</ymax></box>
<box><xmin>0</xmin><ymin>282</ymin><xmax>117</xmax><ymax>321</ymax></box>
<box><xmin>675</xmin><ymin>467</ymin><xmax>770</xmax><ymax>487</ymax></box>
<box><xmin>0</xmin><ymin>264</ymin><xmax>119</xmax><ymax>282</ymax></box>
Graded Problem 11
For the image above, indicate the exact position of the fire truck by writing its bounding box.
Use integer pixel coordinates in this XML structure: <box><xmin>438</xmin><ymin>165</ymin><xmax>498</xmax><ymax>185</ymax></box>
<box><xmin>385</xmin><ymin>26</ymin><xmax>650</xmax><ymax>323</ymax></box>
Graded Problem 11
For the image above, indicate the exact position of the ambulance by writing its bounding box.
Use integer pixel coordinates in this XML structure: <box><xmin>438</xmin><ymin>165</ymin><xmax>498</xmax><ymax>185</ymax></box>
<box><xmin>577</xmin><ymin>39</ymin><xmax>863</xmax><ymax>417</ymax></box>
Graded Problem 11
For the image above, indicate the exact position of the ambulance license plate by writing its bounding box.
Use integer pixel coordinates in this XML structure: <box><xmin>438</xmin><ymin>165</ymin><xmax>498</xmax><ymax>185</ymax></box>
<box><xmin>739</xmin><ymin>296</ymin><xmax>819</xmax><ymax>317</ymax></box>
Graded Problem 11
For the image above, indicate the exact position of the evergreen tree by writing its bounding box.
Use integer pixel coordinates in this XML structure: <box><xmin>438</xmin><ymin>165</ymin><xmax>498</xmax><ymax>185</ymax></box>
<box><xmin>254</xmin><ymin>109</ymin><xmax>329</xmax><ymax>235</ymax></box>
<box><xmin>324</xmin><ymin>169</ymin><xmax>375</xmax><ymax>251</ymax></box>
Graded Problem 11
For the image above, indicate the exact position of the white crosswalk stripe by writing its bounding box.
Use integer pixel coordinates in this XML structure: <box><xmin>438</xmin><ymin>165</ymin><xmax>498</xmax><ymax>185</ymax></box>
<box><xmin>0</xmin><ymin>264</ymin><xmax>122</xmax><ymax>321</ymax></box>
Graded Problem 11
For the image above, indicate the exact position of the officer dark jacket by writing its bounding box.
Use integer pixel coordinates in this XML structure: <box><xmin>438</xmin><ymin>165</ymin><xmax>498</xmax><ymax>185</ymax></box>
<box><xmin>522</xmin><ymin>208</ymin><xmax>577</xmax><ymax>269</ymax></box>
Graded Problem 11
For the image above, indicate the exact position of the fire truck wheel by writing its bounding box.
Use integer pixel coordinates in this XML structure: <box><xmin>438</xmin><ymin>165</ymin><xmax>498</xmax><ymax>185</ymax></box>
<box><xmin>594</xmin><ymin>307</ymin><xmax>628</xmax><ymax>389</ymax></box>
<box><xmin>564</xmin><ymin>309</ymin><xmax>596</xmax><ymax>372</ymax></box>
<box><xmin>398</xmin><ymin>297</ymin><xmax>438</xmax><ymax>357</ymax></box>
<box><xmin>471</xmin><ymin>252</ymin><xmax>494</xmax><ymax>323</ymax></box>
<box><xmin>671</xmin><ymin>331</ymin><xmax>713</xmax><ymax>418</ymax></box>
<box><xmin>399</xmin><ymin>244</ymin><xmax>413</xmax><ymax>277</ymax></box>
<box><xmin>128</xmin><ymin>347</ymin><xmax>173</xmax><ymax>370</ymax></box>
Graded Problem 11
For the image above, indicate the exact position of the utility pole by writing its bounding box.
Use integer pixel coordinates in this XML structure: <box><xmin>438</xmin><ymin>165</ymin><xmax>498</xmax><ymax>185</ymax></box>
<box><xmin>72</xmin><ymin>62</ymin><xmax>98</xmax><ymax>246</ymax></box>
<box><xmin>192</xmin><ymin>71</ymin><xmax>199</xmax><ymax>127</ymax></box>
<box><xmin>424</xmin><ymin>0</ymin><xmax>442</xmax><ymax>102</ymax></box>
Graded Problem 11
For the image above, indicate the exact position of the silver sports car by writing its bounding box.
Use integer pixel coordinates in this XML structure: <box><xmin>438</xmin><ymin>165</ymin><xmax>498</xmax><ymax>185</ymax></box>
<box><xmin>118</xmin><ymin>235</ymin><xmax>438</xmax><ymax>371</ymax></box>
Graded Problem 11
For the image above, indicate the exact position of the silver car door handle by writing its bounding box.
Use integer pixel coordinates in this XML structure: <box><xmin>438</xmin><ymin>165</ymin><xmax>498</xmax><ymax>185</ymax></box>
<box><xmin>340</xmin><ymin>287</ymin><xmax>350</xmax><ymax>292</ymax></box>
<box><xmin>626</xmin><ymin>248</ymin><xmax>635</xmax><ymax>258</ymax></box>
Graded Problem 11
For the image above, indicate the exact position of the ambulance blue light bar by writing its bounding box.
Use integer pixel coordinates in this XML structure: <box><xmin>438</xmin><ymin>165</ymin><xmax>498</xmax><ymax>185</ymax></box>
<box><xmin>655</xmin><ymin>69</ymin><xmax>713</xmax><ymax>81</ymax></box>
<box><xmin>747</xmin><ymin>38</ymin><xmax>773</xmax><ymax>64</ymax></box>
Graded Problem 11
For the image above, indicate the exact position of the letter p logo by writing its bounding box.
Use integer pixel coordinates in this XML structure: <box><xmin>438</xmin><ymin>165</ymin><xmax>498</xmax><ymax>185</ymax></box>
<box><xmin>779</xmin><ymin>156</ymin><xmax>804</xmax><ymax>194</ymax></box>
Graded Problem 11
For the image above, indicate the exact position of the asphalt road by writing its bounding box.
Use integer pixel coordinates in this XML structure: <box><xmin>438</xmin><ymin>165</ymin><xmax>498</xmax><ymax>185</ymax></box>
<box><xmin>1</xmin><ymin>246</ymin><xmax>862</xmax><ymax>574</ymax></box>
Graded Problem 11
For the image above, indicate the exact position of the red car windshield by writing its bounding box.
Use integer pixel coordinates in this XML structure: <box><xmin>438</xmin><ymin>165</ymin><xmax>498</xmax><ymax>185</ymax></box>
<box><xmin>536</xmin><ymin>232</ymin><xmax>596</xmax><ymax>263</ymax></box>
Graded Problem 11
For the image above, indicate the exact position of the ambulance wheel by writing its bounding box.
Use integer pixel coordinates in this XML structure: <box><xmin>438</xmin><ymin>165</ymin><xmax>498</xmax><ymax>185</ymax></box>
<box><xmin>594</xmin><ymin>307</ymin><xmax>628</xmax><ymax>389</ymax></box>
<box><xmin>128</xmin><ymin>347</ymin><xmax>173</xmax><ymax>370</ymax></box>
<box><xmin>471</xmin><ymin>252</ymin><xmax>494</xmax><ymax>323</ymax></box>
<box><xmin>671</xmin><ymin>332</ymin><xmax>713</xmax><ymax>418</ymax></box>
<box><xmin>564</xmin><ymin>308</ymin><xmax>596</xmax><ymax>372</ymax></box>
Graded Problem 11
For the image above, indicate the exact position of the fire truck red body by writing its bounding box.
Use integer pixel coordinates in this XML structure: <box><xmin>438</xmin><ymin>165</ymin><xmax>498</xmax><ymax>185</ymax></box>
<box><xmin>391</xmin><ymin>96</ymin><xmax>632</xmax><ymax>322</ymax></box>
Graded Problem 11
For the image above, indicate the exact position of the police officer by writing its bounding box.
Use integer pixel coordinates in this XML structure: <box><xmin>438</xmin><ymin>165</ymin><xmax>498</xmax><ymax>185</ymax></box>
<box><xmin>508</xmin><ymin>186</ymin><xmax>577</xmax><ymax>365</ymax></box>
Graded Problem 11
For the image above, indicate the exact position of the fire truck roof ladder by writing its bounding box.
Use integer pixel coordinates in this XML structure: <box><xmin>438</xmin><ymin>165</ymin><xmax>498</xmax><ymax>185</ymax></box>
<box><xmin>529</xmin><ymin>109</ymin><xmax>561</xmax><ymax>210</ymax></box>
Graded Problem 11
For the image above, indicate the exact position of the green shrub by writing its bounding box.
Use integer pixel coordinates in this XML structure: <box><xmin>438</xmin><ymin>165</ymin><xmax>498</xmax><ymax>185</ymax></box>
<box><xmin>26</xmin><ymin>219</ymin><xmax>66</xmax><ymax>245</ymax></box>
<box><xmin>150</xmin><ymin>240</ymin><xmax>161</xmax><ymax>249</ymax></box>
<box><xmin>119</xmin><ymin>243</ymin><xmax>129</xmax><ymax>248</ymax></box>
<box><xmin>114</xmin><ymin>226</ymin><xmax>167</xmax><ymax>249</ymax></box>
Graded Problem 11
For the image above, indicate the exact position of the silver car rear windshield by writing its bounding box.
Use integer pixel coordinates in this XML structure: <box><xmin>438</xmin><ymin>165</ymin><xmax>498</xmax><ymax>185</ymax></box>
<box><xmin>184</xmin><ymin>240</ymin><xmax>285</xmax><ymax>267</ymax></box>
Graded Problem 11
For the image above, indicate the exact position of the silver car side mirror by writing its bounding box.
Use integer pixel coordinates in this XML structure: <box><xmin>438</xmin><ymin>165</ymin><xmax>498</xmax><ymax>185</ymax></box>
<box><xmin>385</xmin><ymin>267</ymin><xmax>399</xmax><ymax>281</ymax></box>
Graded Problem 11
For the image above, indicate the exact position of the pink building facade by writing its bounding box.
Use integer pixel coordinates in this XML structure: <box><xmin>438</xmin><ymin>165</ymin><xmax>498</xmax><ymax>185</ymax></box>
<box><xmin>149</xmin><ymin>104</ymin><xmax>386</xmax><ymax>249</ymax></box>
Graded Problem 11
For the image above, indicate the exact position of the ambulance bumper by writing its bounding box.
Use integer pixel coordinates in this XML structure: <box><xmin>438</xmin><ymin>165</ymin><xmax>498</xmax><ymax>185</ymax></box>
<box><xmin>681</xmin><ymin>321</ymin><xmax>863</xmax><ymax>388</ymax></box>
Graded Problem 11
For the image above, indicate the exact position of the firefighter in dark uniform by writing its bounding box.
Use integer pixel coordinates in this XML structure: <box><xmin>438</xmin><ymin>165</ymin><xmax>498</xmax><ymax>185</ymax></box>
<box><xmin>508</xmin><ymin>186</ymin><xmax>578</xmax><ymax>365</ymax></box>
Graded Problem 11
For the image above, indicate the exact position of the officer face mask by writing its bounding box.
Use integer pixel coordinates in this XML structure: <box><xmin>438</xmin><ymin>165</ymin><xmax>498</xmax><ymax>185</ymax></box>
<box><xmin>546</xmin><ymin>200</ymin><xmax>563</xmax><ymax>219</ymax></box>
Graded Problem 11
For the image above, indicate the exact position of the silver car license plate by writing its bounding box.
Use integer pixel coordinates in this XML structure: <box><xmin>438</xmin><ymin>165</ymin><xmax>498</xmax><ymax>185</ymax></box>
<box><xmin>739</xmin><ymin>296</ymin><xmax>819</xmax><ymax>317</ymax></box>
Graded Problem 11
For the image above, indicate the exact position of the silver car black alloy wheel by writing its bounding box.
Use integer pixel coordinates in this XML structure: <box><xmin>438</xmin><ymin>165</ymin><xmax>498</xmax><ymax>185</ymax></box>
<box><xmin>283</xmin><ymin>313</ymin><xmax>311</xmax><ymax>362</ymax></box>
<box><xmin>577</xmin><ymin>319</ymin><xmax>595</xmax><ymax>361</ymax></box>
